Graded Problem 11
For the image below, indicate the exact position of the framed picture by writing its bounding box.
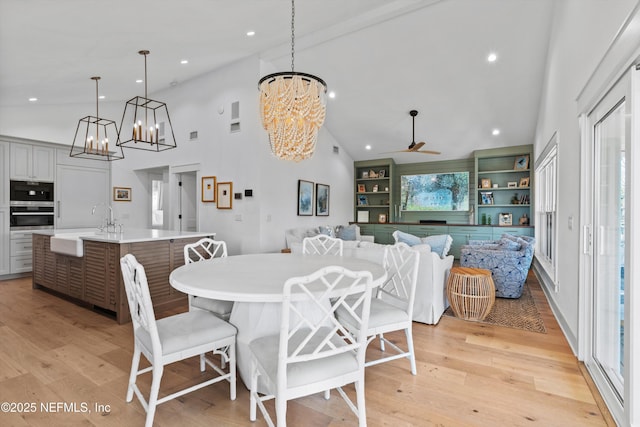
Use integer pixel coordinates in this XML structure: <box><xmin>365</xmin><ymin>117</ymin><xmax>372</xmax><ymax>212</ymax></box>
<box><xmin>378</xmin><ymin>213</ymin><xmax>387</xmax><ymax>223</ymax></box>
<box><xmin>378</xmin><ymin>169</ymin><xmax>386</xmax><ymax>178</ymax></box>
<box><xmin>507</xmin><ymin>181</ymin><xmax>518</xmax><ymax>188</ymax></box>
<box><xmin>201</xmin><ymin>176</ymin><xmax>216</xmax><ymax>202</ymax></box>
<box><xmin>519</xmin><ymin>177</ymin><xmax>530</xmax><ymax>187</ymax></box>
<box><xmin>480</xmin><ymin>178</ymin><xmax>492</xmax><ymax>188</ymax></box>
<box><xmin>499</xmin><ymin>212</ymin><xmax>513</xmax><ymax>226</ymax></box>
<box><xmin>297</xmin><ymin>180</ymin><xmax>314</xmax><ymax>216</ymax></box>
<box><xmin>480</xmin><ymin>191</ymin><xmax>494</xmax><ymax>205</ymax></box>
<box><xmin>113</xmin><ymin>187</ymin><xmax>131</xmax><ymax>201</ymax></box>
<box><xmin>514</xmin><ymin>154</ymin><xmax>530</xmax><ymax>170</ymax></box>
<box><xmin>357</xmin><ymin>184</ymin><xmax>366</xmax><ymax>193</ymax></box>
<box><xmin>315</xmin><ymin>183</ymin><xmax>329</xmax><ymax>216</ymax></box>
<box><xmin>357</xmin><ymin>210</ymin><xmax>370</xmax><ymax>223</ymax></box>
<box><xmin>357</xmin><ymin>194</ymin><xmax>368</xmax><ymax>206</ymax></box>
<box><xmin>216</xmin><ymin>182</ymin><xmax>233</xmax><ymax>209</ymax></box>
<box><xmin>361</xmin><ymin>171</ymin><xmax>369</xmax><ymax>179</ymax></box>
<box><xmin>372</xmin><ymin>184</ymin><xmax>379</xmax><ymax>192</ymax></box>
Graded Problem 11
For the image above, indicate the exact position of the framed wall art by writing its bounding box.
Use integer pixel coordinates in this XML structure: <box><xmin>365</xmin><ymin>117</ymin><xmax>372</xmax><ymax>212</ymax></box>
<box><xmin>216</xmin><ymin>182</ymin><xmax>233</xmax><ymax>209</ymax></box>
<box><xmin>202</xmin><ymin>176</ymin><xmax>216</xmax><ymax>202</ymax></box>
<box><xmin>297</xmin><ymin>180</ymin><xmax>314</xmax><ymax>216</ymax></box>
<box><xmin>499</xmin><ymin>212</ymin><xmax>513</xmax><ymax>226</ymax></box>
<box><xmin>113</xmin><ymin>187</ymin><xmax>131</xmax><ymax>201</ymax></box>
<box><xmin>316</xmin><ymin>183</ymin><xmax>329</xmax><ymax>216</ymax></box>
<box><xmin>514</xmin><ymin>155</ymin><xmax>530</xmax><ymax>170</ymax></box>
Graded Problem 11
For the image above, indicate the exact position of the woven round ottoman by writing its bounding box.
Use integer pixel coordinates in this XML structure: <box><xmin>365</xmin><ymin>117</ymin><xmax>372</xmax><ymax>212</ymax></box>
<box><xmin>446</xmin><ymin>267</ymin><xmax>496</xmax><ymax>321</ymax></box>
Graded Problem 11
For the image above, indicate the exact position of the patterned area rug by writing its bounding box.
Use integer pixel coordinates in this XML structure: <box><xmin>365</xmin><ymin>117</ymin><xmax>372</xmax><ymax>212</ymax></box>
<box><xmin>444</xmin><ymin>282</ymin><xmax>547</xmax><ymax>333</ymax></box>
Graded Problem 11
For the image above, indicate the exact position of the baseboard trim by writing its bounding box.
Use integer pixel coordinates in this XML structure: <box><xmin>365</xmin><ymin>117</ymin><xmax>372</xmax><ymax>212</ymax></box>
<box><xmin>578</xmin><ymin>362</ymin><xmax>617</xmax><ymax>427</ymax></box>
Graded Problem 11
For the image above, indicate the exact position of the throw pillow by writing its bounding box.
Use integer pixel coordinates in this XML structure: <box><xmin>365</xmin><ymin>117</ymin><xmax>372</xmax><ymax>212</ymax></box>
<box><xmin>318</xmin><ymin>225</ymin><xmax>335</xmax><ymax>238</ymax></box>
<box><xmin>421</xmin><ymin>234</ymin><xmax>452</xmax><ymax>258</ymax></box>
<box><xmin>498</xmin><ymin>237</ymin><xmax>521</xmax><ymax>251</ymax></box>
<box><xmin>393</xmin><ymin>230</ymin><xmax>422</xmax><ymax>246</ymax></box>
<box><xmin>336</xmin><ymin>224</ymin><xmax>358</xmax><ymax>241</ymax></box>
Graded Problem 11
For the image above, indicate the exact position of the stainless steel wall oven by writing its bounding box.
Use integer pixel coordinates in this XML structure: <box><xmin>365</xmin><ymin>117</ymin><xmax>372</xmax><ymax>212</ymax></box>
<box><xmin>9</xmin><ymin>181</ymin><xmax>55</xmax><ymax>229</ymax></box>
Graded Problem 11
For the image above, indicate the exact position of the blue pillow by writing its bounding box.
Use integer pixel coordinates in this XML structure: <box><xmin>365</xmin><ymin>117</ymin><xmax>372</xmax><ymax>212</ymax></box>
<box><xmin>336</xmin><ymin>224</ymin><xmax>358</xmax><ymax>241</ymax></box>
<box><xmin>318</xmin><ymin>226</ymin><xmax>335</xmax><ymax>238</ymax></box>
<box><xmin>393</xmin><ymin>230</ymin><xmax>422</xmax><ymax>246</ymax></box>
<box><xmin>422</xmin><ymin>234</ymin><xmax>452</xmax><ymax>258</ymax></box>
<box><xmin>499</xmin><ymin>237</ymin><xmax>521</xmax><ymax>251</ymax></box>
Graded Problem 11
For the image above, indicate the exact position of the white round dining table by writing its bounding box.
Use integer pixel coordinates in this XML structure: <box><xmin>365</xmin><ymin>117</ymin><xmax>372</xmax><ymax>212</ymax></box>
<box><xmin>169</xmin><ymin>252</ymin><xmax>387</xmax><ymax>390</ymax></box>
<box><xmin>169</xmin><ymin>252</ymin><xmax>387</xmax><ymax>302</ymax></box>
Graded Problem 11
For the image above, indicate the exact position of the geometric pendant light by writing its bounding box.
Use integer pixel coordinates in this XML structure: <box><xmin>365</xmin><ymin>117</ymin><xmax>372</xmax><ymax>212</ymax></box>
<box><xmin>117</xmin><ymin>50</ymin><xmax>177</xmax><ymax>152</ymax></box>
<box><xmin>70</xmin><ymin>76</ymin><xmax>125</xmax><ymax>161</ymax></box>
<box><xmin>258</xmin><ymin>0</ymin><xmax>327</xmax><ymax>162</ymax></box>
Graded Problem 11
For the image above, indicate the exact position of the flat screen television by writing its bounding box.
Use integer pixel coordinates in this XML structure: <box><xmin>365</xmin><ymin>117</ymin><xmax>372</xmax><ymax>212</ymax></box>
<box><xmin>400</xmin><ymin>171</ymin><xmax>469</xmax><ymax>211</ymax></box>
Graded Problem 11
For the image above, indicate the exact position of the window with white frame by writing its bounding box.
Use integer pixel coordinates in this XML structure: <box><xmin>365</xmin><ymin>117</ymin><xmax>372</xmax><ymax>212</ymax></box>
<box><xmin>535</xmin><ymin>134</ymin><xmax>558</xmax><ymax>284</ymax></box>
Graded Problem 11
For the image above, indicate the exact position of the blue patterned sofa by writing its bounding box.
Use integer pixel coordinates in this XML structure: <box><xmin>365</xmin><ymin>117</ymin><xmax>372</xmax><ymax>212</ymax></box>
<box><xmin>459</xmin><ymin>234</ymin><xmax>535</xmax><ymax>298</ymax></box>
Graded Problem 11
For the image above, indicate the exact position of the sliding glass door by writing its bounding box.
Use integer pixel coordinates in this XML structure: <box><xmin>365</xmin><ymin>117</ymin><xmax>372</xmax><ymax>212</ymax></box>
<box><xmin>592</xmin><ymin>95</ymin><xmax>627</xmax><ymax>400</ymax></box>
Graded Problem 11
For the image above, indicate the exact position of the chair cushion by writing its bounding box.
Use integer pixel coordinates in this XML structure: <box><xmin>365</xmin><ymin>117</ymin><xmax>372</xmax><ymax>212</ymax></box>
<box><xmin>249</xmin><ymin>328</ymin><xmax>359</xmax><ymax>389</ymax></box>
<box><xmin>336</xmin><ymin>298</ymin><xmax>408</xmax><ymax>333</ymax></box>
<box><xmin>137</xmin><ymin>310</ymin><xmax>237</xmax><ymax>356</ymax></box>
<box><xmin>192</xmin><ymin>296</ymin><xmax>234</xmax><ymax>316</ymax></box>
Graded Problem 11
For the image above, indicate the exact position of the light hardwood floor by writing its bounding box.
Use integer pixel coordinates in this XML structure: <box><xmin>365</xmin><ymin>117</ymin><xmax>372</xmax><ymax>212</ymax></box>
<box><xmin>0</xmin><ymin>273</ymin><xmax>610</xmax><ymax>427</ymax></box>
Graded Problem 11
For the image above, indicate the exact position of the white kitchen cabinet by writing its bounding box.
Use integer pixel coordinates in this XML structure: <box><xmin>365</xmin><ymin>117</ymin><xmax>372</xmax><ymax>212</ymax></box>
<box><xmin>56</xmin><ymin>164</ymin><xmax>109</xmax><ymax>229</ymax></box>
<box><xmin>0</xmin><ymin>141</ymin><xmax>9</xmax><ymax>206</ymax></box>
<box><xmin>9</xmin><ymin>229</ymin><xmax>32</xmax><ymax>273</ymax></box>
<box><xmin>10</xmin><ymin>142</ymin><xmax>55</xmax><ymax>181</ymax></box>
<box><xmin>0</xmin><ymin>209</ymin><xmax>9</xmax><ymax>275</ymax></box>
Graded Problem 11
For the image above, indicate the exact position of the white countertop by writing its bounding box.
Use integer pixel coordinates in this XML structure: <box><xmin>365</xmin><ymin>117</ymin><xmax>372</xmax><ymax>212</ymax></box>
<box><xmin>33</xmin><ymin>228</ymin><xmax>215</xmax><ymax>244</ymax></box>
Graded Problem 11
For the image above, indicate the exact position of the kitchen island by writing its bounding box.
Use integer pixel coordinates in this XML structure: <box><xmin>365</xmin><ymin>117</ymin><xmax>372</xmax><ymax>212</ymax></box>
<box><xmin>32</xmin><ymin>228</ymin><xmax>214</xmax><ymax>323</ymax></box>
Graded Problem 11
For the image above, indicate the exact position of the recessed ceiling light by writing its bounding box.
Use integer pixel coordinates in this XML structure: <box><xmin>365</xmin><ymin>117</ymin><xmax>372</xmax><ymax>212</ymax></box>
<box><xmin>99</xmin><ymin>95</ymin><xmax>105</xmax><ymax>100</ymax></box>
<box><xmin>246</xmin><ymin>31</ymin><xmax>255</xmax><ymax>37</ymax></box>
<box><xmin>487</xmin><ymin>52</ymin><xmax>498</xmax><ymax>62</ymax></box>
<box><xmin>180</xmin><ymin>59</ymin><xmax>189</xmax><ymax>64</ymax></box>
<box><xmin>365</xmin><ymin>145</ymin><xmax>372</xmax><ymax>150</ymax></box>
<box><xmin>28</xmin><ymin>97</ymin><xmax>38</xmax><ymax>102</ymax></box>
<box><xmin>492</xmin><ymin>129</ymin><xmax>500</xmax><ymax>136</ymax></box>
<box><xmin>328</xmin><ymin>91</ymin><xmax>336</xmax><ymax>99</ymax></box>
<box><xmin>136</xmin><ymin>79</ymin><xmax>143</xmax><ymax>84</ymax></box>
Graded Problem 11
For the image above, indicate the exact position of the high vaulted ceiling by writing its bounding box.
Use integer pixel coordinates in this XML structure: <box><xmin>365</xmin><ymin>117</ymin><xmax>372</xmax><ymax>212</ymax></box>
<box><xmin>0</xmin><ymin>0</ymin><xmax>554</xmax><ymax>163</ymax></box>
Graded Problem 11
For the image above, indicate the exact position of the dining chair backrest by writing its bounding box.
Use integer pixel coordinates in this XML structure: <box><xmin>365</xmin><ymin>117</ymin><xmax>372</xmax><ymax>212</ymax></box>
<box><xmin>120</xmin><ymin>254</ymin><xmax>161</xmax><ymax>356</ymax></box>
<box><xmin>279</xmin><ymin>266</ymin><xmax>373</xmax><ymax>386</ymax></box>
<box><xmin>302</xmin><ymin>235</ymin><xmax>344</xmax><ymax>256</ymax></box>
<box><xmin>184</xmin><ymin>238</ymin><xmax>228</xmax><ymax>264</ymax></box>
<box><xmin>379</xmin><ymin>242</ymin><xmax>420</xmax><ymax>316</ymax></box>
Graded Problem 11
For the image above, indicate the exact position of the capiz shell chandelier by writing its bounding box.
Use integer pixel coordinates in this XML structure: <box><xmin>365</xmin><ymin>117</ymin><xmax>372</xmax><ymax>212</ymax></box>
<box><xmin>258</xmin><ymin>0</ymin><xmax>327</xmax><ymax>162</ymax></box>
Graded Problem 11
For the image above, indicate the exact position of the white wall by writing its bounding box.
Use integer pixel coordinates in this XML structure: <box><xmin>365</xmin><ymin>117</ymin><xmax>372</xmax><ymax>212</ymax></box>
<box><xmin>534</xmin><ymin>0</ymin><xmax>638</xmax><ymax>346</ymax></box>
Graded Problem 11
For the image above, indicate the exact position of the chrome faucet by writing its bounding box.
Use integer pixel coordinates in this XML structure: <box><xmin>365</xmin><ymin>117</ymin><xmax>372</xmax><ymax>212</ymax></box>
<box><xmin>92</xmin><ymin>203</ymin><xmax>117</xmax><ymax>232</ymax></box>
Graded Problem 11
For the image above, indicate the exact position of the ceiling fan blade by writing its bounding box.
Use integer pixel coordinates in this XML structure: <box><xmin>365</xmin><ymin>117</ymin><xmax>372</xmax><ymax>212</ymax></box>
<box><xmin>416</xmin><ymin>149</ymin><xmax>441</xmax><ymax>155</ymax></box>
<box><xmin>409</xmin><ymin>141</ymin><xmax>426</xmax><ymax>151</ymax></box>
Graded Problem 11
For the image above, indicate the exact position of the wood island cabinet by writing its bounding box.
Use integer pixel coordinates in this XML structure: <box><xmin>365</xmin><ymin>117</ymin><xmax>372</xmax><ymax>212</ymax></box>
<box><xmin>32</xmin><ymin>234</ymin><xmax>207</xmax><ymax>323</ymax></box>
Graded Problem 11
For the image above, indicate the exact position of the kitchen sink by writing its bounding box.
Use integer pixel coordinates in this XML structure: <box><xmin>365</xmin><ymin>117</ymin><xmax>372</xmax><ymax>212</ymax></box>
<box><xmin>49</xmin><ymin>231</ymin><xmax>97</xmax><ymax>257</ymax></box>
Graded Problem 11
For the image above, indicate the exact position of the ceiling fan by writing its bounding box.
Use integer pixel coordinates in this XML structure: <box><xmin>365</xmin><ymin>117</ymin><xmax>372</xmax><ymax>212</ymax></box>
<box><xmin>384</xmin><ymin>110</ymin><xmax>441</xmax><ymax>154</ymax></box>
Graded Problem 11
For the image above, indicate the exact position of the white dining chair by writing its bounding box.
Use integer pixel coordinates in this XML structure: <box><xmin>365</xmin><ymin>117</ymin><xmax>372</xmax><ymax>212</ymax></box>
<box><xmin>249</xmin><ymin>266</ymin><xmax>374</xmax><ymax>427</ymax></box>
<box><xmin>183</xmin><ymin>238</ymin><xmax>235</xmax><ymax>320</ymax></box>
<box><xmin>120</xmin><ymin>254</ymin><xmax>237</xmax><ymax>427</ymax></box>
<box><xmin>302</xmin><ymin>234</ymin><xmax>344</xmax><ymax>256</ymax></box>
<box><xmin>336</xmin><ymin>242</ymin><xmax>419</xmax><ymax>375</ymax></box>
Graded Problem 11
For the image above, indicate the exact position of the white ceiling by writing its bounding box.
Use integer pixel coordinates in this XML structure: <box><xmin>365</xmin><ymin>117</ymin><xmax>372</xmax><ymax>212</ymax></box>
<box><xmin>0</xmin><ymin>0</ymin><xmax>554</xmax><ymax>163</ymax></box>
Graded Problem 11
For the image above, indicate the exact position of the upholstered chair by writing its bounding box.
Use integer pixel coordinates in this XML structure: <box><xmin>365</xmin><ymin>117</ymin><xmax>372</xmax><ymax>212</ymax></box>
<box><xmin>459</xmin><ymin>234</ymin><xmax>535</xmax><ymax>298</ymax></box>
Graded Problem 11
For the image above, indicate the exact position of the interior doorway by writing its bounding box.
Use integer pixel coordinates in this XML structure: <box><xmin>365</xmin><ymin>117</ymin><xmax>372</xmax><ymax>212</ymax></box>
<box><xmin>177</xmin><ymin>172</ymin><xmax>197</xmax><ymax>232</ymax></box>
